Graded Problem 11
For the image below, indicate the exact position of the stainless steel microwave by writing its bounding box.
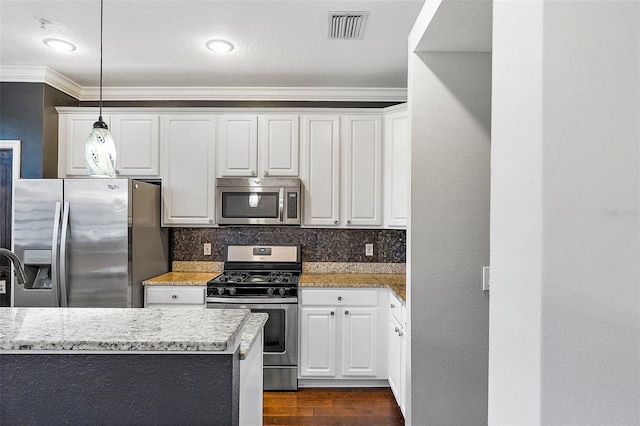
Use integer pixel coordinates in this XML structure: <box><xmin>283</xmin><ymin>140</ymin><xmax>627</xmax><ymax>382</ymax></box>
<box><xmin>215</xmin><ymin>177</ymin><xmax>301</xmax><ymax>225</ymax></box>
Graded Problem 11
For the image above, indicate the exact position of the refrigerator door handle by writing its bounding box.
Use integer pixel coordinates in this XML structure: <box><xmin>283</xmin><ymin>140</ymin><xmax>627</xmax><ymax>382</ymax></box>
<box><xmin>51</xmin><ymin>201</ymin><xmax>62</xmax><ymax>307</ymax></box>
<box><xmin>59</xmin><ymin>201</ymin><xmax>70</xmax><ymax>307</ymax></box>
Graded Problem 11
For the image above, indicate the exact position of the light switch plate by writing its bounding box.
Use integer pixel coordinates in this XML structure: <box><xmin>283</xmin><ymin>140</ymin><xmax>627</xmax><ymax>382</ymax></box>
<box><xmin>203</xmin><ymin>243</ymin><xmax>212</xmax><ymax>256</ymax></box>
<box><xmin>482</xmin><ymin>267</ymin><xmax>490</xmax><ymax>291</ymax></box>
<box><xmin>0</xmin><ymin>280</ymin><xmax>6</xmax><ymax>294</ymax></box>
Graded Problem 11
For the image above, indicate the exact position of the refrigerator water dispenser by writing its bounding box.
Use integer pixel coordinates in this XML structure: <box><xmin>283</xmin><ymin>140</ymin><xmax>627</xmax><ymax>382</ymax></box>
<box><xmin>22</xmin><ymin>249</ymin><xmax>53</xmax><ymax>290</ymax></box>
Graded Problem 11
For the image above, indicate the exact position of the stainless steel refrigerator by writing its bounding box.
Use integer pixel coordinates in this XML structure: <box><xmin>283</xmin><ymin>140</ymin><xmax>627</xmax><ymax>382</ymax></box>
<box><xmin>12</xmin><ymin>178</ymin><xmax>169</xmax><ymax>307</ymax></box>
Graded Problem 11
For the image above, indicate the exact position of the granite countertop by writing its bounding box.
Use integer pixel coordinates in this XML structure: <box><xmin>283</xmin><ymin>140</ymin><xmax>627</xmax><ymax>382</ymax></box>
<box><xmin>142</xmin><ymin>272</ymin><xmax>216</xmax><ymax>286</ymax></box>
<box><xmin>0</xmin><ymin>307</ymin><xmax>249</xmax><ymax>352</ymax></box>
<box><xmin>300</xmin><ymin>273</ymin><xmax>406</xmax><ymax>301</ymax></box>
<box><xmin>239</xmin><ymin>312</ymin><xmax>268</xmax><ymax>360</ymax></box>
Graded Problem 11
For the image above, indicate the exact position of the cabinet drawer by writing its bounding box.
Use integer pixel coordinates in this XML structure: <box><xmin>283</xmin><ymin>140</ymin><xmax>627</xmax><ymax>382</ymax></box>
<box><xmin>301</xmin><ymin>288</ymin><xmax>378</xmax><ymax>306</ymax></box>
<box><xmin>389</xmin><ymin>291</ymin><xmax>403</xmax><ymax>323</ymax></box>
<box><xmin>145</xmin><ymin>286</ymin><xmax>205</xmax><ymax>305</ymax></box>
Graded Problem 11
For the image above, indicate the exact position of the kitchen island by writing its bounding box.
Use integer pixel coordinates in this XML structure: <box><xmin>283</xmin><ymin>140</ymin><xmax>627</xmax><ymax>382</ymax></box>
<box><xmin>0</xmin><ymin>307</ymin><xmax>251</xmax><ymax>425</ymax></box>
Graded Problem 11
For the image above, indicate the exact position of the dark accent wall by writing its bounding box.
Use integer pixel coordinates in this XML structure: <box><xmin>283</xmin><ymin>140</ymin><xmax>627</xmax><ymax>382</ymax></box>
<box><xmin>173</xmin><ymin>227</ymin><xmax>406</xmax><ymax>263</ymax></box>
<box><xmin>0</xmin><ymin>150</ymin><xmax>12</xmax><ymax>306</ymax></box>
<box><xmin>0</xmin><ymin>82</ymin><xmax>78</xmax><ymax>178</ymax></box>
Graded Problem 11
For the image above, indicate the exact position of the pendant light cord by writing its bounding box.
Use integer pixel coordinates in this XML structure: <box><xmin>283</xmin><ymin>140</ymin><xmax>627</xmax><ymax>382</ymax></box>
<box><xmin>99</xmin><ymin>0</ymin><xmax>104</xmax><ymax>121</ymax></box>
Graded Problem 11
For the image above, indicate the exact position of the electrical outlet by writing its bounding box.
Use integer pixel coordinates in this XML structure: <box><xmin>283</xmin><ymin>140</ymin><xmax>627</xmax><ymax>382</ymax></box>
<box><xmin>0</xmin><ymin>280</ymin><xmax>6</xmax><ymax>294</ymax></box>
<box><xmin>203</xmin><ymin>243</ymin><xmax>212</xmax><ymax>256</ymax></box>
<box><xmin>365</xmin><ymin>244</ymin><xmax>374</xmax><ymax>256</ymax></box>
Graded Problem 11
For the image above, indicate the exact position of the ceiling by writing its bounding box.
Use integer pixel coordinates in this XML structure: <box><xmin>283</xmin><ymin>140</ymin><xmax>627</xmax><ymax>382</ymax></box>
<box><xmin>0</xmin><ymin>0</ymin><xmax>425</xmax><ymax>101</ymax></box>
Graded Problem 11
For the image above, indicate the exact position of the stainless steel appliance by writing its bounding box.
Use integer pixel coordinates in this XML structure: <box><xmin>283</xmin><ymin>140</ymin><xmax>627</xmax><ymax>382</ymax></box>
<box><xmin>215</xmin><ymin>177</ymin><xmax>301</xmax><ymax>225</ymax></box>
<box><xmin>206</xmin><ymin>245</ymin><xmax>300</xmax><ymax>390</ymax></box>
<box><xmin>12</xmin><ymin>178</ymin><xmax>169</xmax><ymax>308</ymax></box>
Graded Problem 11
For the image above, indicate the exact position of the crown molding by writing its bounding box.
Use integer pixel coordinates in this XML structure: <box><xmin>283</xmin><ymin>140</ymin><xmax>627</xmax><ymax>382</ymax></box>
<box><xmin>79</xmin><ymin>86</ymin><xmax>407</xmax><ymax>102</ymax></box>
<box><xmin>0</xmin><ymin>66</ymin><xmax>83</xmax><ymax>99</ymax></box>
<box><xmin>0</xmin><ymin>66</ymin><xmax>407</xmax><ymax>102</ymax></box>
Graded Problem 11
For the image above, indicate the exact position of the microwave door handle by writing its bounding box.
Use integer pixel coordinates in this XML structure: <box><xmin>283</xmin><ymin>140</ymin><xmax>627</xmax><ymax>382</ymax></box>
<box><xmin>279</xmin><ymin>187</ymin><xmax>285</xmax><ymax>224</ymax></box>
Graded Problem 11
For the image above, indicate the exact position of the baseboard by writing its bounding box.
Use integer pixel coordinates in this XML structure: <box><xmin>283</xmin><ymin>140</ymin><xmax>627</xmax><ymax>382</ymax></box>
<box><xmin>298</xmin><ymin>379</ymin><xmax>390</xmax><ymax>388</ymax></box>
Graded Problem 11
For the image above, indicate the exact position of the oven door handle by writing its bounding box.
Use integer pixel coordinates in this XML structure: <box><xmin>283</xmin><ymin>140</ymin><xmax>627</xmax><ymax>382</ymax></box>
<box><xmin>207</xmin><ymin>296</ymin><xmax>298</xmax><ymax>304</ymax></box>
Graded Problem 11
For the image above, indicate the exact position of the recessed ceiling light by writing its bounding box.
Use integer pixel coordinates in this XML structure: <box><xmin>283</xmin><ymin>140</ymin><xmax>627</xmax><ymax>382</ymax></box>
<box><xmin>43</xmin><ymin>38</ymin><xmax>76</xmax><ymax>52</ymax></box>
<box><xmin>206</xmin><ymin>39</ymin><xmax>234</xmax><ymax>53</ymax></box>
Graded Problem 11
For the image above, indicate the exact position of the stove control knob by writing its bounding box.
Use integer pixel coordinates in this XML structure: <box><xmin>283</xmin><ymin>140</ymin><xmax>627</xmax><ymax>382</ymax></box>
<box><xmin>278</xmin><ymin>288</ymin><xmax>286</xmax><ymax>296</ymax></box>
<box><xmin>217</xmin><ymin>288</ymin><xmax>225</xmax><ymax>295</ymax></box>
<box><xmin>229</xmin><ymin>288</ymin><xmax>237</xmax><ymax>295</ymax></box>
<box><xmin>267</xmin><ymin>288</ymin><xmax>275</xmax><ymax>296</ymax></box>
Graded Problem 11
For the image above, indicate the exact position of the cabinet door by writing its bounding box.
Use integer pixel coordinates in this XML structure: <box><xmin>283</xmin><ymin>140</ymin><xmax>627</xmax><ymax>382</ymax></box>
<box><xmin>341</xmin><ymin>307</ymin><xmax>378</xmax><ymax>376</ymax></box>
<box><xmin>258</xmin><ymin>115</ymin><xmax>299</xmax><ymax>177</ymax></box>
<box><xmin>383</xmin><ymin>110</ymin><xmax>408</xmax><ymax>228</ymax></box>
<box><xmin>299</xmin><ymin>307</ymin><xmax>337</xmax><ymax>377</ymax></box>
<box><xmin>343</xmin><ymin>115</ymin><xmax>383</xmax><ymax>227</ymax></box>
<box><xmin>218</xmin><ymin>115</ymin><xmax>258</xmax><ymax>177</ymax></box>
<box><xmin>110</xmin><ymin>115</ymin><xmax>160</xmax><ymax>177</ymax></box>
<box><xmin>63</xmin><ymin>114</ymin><xmax>110</xmax><ymax>176</ymax></box>
<box><xmin>388</xmin><ymin>317</ymin><xmax>403</xmax><ymax>405</ymax></box>
<box><xmin>300</xmin><ymin>116</ymin><xmax>340</xmax><ymax>227</ymax></box>
<box><xmin>161</xmin><ymin>116</ymin><xmax>216</xmax><ymax>226</ymax></box>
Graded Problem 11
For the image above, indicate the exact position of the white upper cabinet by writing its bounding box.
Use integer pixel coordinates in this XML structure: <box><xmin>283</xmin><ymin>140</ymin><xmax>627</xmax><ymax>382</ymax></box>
<box><xmin>161</xmin><ymin>115</ymin><xmax>216</xmax><ymax>226</ymax></box>
<box><xmin>383</xmin><ymin>108</ymin><xmax>409</xmax><ymax>228</ymax></box>
<box><xmin>218</xmin><ymin>115</ymin><xmax>258</xmax><ymax>177</ymax></box>
<box><xmin>342</xmin><ymin>115</ymin><xmax>383</xmax><ymax>227</ymax></box>
<box><xmin>300</xmin><ymin>115</ymin><xmax>341</xmax><ymax>227</ymax></box>
<box><xmin>58</xmin><ymin>113</ymin><xmax>160</xmax><ymax>178</ymax></box>
<box><xmin>110</xmin><ymin>115</ymin><xmax>160</xmax><ymax>176</ymax></box>
<box><xmin>218</xmin><ymin>115</ymin><xmax>299</xmax><ymax>177</ymax></box>
<box><xmin>60</xmin><ymin>114</ymin><xmax>108</xmax><ymax>176</ymax></box>
<box><xmin>259</xmin><ymin>116</ymin><xmax>299</xmax><ymax>177</ymax></box>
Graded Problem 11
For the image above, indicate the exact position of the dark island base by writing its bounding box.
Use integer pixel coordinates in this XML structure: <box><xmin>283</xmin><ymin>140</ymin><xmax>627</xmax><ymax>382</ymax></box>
<box><xmin>1</xmin><ymin>351</ymin><xmax>240</xmax><ymax>425</ymax></box>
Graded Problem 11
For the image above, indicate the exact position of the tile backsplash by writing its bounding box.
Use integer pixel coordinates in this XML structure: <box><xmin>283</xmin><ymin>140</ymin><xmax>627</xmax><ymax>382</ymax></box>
<box><xmin>172</xmin><ymin>227</ymin><xmax>406</xmax><ymax>263</ymax></box>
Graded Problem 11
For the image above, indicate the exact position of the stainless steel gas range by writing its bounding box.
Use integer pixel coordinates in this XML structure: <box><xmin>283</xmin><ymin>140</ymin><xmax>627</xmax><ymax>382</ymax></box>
<box><xmin>206</xmin><ymin>245</ymin><xmax>300</xmax><ymax>391</ymax></box>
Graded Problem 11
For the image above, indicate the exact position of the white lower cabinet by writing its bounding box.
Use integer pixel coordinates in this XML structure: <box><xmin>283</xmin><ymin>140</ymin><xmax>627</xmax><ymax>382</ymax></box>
<box><xmin>144</xmin><ymin>286</ymin><xmax>206</xmax><ymax>308</ymax></box>
<box><xmin>388</xmin><ymin>291</ymin><xmax>406</xmax><ymax>415</ymax></box>
<box><xmin>299</xmin><ymin>288</ymin><xmax>387</xmax><ymax>380</ymax></box>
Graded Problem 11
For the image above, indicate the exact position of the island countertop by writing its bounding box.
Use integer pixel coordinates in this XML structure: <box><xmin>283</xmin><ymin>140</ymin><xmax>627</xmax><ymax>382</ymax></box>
<box><xmin>0</xmin><ymin>307</ymin><xmax>249</xmax><ymax>353</ymax></box>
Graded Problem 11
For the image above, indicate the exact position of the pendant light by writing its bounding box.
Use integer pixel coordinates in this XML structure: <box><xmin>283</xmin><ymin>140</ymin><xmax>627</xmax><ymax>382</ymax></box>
<box><xmin>85</xmin><ymin>0</ymin><xmax>116</xmax><ymax>177</ymax></box>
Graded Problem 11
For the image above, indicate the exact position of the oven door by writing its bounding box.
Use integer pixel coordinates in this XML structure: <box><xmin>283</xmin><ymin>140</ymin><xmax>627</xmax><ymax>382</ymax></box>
<box><xmin>206</xmin><ymin>299</ymin><xmax>298</xmax><ymax>367</ymax></box>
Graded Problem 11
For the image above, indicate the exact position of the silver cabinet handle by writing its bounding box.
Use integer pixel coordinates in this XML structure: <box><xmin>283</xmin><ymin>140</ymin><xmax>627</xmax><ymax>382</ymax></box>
<box><xmin>115</xmin><ymin>169</ymin><xmax>120</xmax><ymax>175</ymax></box>
<box><xmin>209</xmin><ymin>219</ymin><xmax>214</xmax><ymax>224</ymax></box>
<box><xmin>330</xmin><ymin>311</ymin><xmax>335</xmax><ymax>316</ymax></box>
<box><xmin>391</xmin><ymin>303</ymin><xmax>395</xmax><ymax>308</ymax></box>
<box><xmin>344</xmin><ymin>310</ymin><xmax>349</xmax><ymax>315</ymax></box>
<box><xmin>334</xmin><ymin>220</ymin><xmax>338</xmax><ymax>225</ymax></box>
<box><xmin>337</xmin><ymin>296</ymin><xmax>342</xmax><ymax>301</ymax></box>
<box><xmin>395</xmin><ymin>327</ymin><xmax>399</xmax><ymax>333</ymax></box>
<box><xmin>172</xmin><ymin>294</ymin><xmax>178</xmax><ymax>299</ymax></box>
<box><xmin>251</xmin><ymin>171</ymin><xmax>256</xmax><ymax>176</ymax></box>
<box><xmin>398</xmin><ymin>331</ymin><xmax>404</xmax><ymax>337</ymax></box>
<box><xmin>347</xmin><ymin>220</ymin><xmax>352</xmax><ymax>225</ymax></box>
<box><xmin>264</xmin><ymin>171</ymin><xmax>269</xmax><ymax>176</ymax></box>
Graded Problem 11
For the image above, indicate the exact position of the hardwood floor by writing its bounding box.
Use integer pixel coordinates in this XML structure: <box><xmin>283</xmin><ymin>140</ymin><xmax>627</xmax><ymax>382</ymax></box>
<box><xmin>263</xmin><ymin>387</ymin><xmax>405</xmax><ymax>425</ymax></box>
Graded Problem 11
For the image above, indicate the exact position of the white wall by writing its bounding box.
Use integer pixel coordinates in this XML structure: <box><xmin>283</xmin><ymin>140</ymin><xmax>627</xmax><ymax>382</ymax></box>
<box><xmin>490</xmin><ymin>1</ymin><xmax>640</xmax><ymax>424</ymax></box>
<box><xmin>489</xmin><ymin>1</ymin><xmax>544</xmax><ymax>423</ymax></box>
<box><xmin>408</xmin><ymin>50</ymin><xmax>491</xmax><ymax>425</ymax></box>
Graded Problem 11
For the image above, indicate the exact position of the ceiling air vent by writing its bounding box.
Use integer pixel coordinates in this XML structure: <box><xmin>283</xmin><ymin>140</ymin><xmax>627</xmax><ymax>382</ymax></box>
<box><xmin>328</xmin><ymin>11</ymin><xmax>368</xmax><ymax>40</ymax></box>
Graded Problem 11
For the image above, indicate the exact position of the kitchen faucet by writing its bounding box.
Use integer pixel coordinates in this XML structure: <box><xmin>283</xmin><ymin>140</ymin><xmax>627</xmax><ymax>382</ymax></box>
<box><xmin>0</xmin><ymin>248</ymin><xmax>28</xmax><ymax>285</ymax></box>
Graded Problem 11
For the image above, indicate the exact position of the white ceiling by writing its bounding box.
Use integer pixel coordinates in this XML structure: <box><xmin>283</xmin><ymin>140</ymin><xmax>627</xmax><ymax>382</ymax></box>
<box><xmin>0</xmin><ymin>0</ymin><xmax>425</xmax><ymax>101</ymax></box>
